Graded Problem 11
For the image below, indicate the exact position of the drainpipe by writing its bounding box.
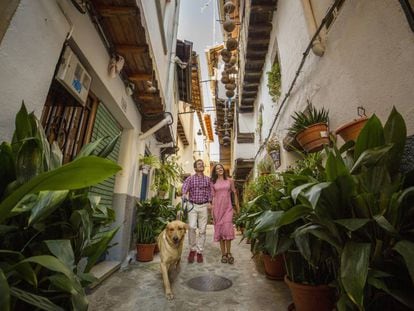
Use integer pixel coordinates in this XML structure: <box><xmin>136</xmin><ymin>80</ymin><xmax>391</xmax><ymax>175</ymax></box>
<box><xmin>301</xmin><ymin>0</ymin><xmax>325</xmax><ymax>56</ymax></box>
<box><xmin>138</xmin><ymin>112</ymin><xmax>173</xmax><ymax>141</ymax></box>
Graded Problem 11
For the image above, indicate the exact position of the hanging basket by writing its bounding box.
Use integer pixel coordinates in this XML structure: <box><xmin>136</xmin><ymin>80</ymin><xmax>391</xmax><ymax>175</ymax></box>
<box><xmin>220</xmin><ymin>48</ymin><xmax>231</xmax><ymax>58</ymax></box>
<box><xmin>225</xmin><ymin>83</ymin><xmax>236</xmax><ymax>90</ymax></box>
<box><xmin>226</xmin><ymin>90</ymin><xmax>235</xmax><ymax>98</ymax></box>
<box><xmin>223</xmin><ymin>16</ymin><xmax>236</xmax><ymax>32</ymax></box>
<box><xmin>295</xmin><ymin>123</ymin><xmax>329</xmax><ymax>153</ymax></box>
<box><xmin>221</xmin><ymin>75</ymin><xmax>230</xmax><ymax>84</ymax></box>
<box><xmin>335</xmin><ymin>117</ymin><xmax>368</xmax><ymax>142</ymax></box>
<box><xmin>224</xmin><ymin>0</ymin><xmax>236</xmax><ymax>13</ymax></box>
<box><xmin>226</xmin><ymin>38</ymin><xmax>238</xmax><ymax>51</ymax></box>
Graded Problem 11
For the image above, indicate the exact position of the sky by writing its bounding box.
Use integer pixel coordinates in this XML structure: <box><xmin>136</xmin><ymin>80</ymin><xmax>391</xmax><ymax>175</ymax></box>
<box><xmin>177</xmin><ymin>0</ymin><xmax>224</xmax><ymax>161</ymax></box>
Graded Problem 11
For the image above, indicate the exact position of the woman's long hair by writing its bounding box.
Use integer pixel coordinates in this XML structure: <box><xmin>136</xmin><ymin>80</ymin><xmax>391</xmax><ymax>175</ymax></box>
<box><xmin>211</xmin><ymin>163</ymin><xmax>227</xmax><ymax>183</ymax></box>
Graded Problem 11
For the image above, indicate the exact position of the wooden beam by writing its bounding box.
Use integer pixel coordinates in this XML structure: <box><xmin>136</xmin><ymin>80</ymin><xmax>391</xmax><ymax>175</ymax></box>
<box><xmin>251</xmin><ymin>4</ymin><xmax>275</xmax><ymax>12</ymax></box>
<box><xmin>249</xmin><ymin>24</ymin><xmax>272</xmax><ymax>33</ymax></box>
<box><xmin>129</xmin><ymin>73</ymin><xmax>152</xmax><ymax>81</ymax></box>
<box><xmin>97</xmin><ymin>5</ymin><xmax>137</xmax><ymax>17</ymax></box>
<box><xmin>116</xmin><ymin>44</ymin><xmax>147</xmax><ymax>54</ymax></box>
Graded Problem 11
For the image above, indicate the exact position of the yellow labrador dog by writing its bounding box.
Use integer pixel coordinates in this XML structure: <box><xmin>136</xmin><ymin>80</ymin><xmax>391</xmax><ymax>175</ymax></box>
<box><xmin>158</xmin><ymin>220</ymin><xmax>187</xmax><ymax>300</ymax></box>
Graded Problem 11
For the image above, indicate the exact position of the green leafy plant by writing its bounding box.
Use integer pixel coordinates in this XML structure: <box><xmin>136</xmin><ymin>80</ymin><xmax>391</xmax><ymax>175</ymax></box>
<box><xmin>266</xmin><ymin>135</ymin><xmax>280</xmax><ymax>154</ymax></box>
<box><xmin>267</xmin><ymin>62</ymin><xmax>281</xmax><ymax>102</ymax></box>
<box><xmin>257</xmin><ymin>156</ymin><xmax>274</xmax><ymax>175</ymax></box>
<box><xmin>288</xmin><ymin>104</ymin><xmax>329</xmax><ymax>136</ymax></box>
<box><xmin>0</xmin><ymin>103</ymin><xmax>121</xmax><ymax>310</ymax></box>
<box><xmin>153</xmin><ymin>156</ymin><xmax>183</xmax><ymax>195</ymax></box>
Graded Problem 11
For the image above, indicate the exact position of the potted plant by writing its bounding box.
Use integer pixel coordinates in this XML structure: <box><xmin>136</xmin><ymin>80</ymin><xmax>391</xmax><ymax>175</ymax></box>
<box><xmin>152</xmin><ymin>156</ymin><xmax>183</xmax><ymax>198</ymax></box>
<box><xmin>289</xmin><ymin>104</ymin><xmax>329</xmax><ymax>153</ymax></box>
<box><xmin>267</xmin><ymin>61</ymin><xmax>281</xmax><ymax>102</ymax></box>
<box><xmin>274</xmin><ymin>108</ymin><xmax>414</xmax><ymax>310</ymax></box>
<box><xmin>138</xmin><ymin>154</ymin><xmax>159</xmax><ymax>174</ymax></box>
<box><xmin>257</xmin><ymin>156</ymin><xmax>274</xmax><ymax>175</ymax></box>
<box><xmin>266</xmin><ymin>135</ymin><xmax>281</xmax><ymax>169</ymax></box>
<box><xmin>335</xmin><ymin>116</ymin><xmax>368</xmax><ymax>143</ymax></box>
<box><xmin>134</xmin><ymin>197</ymin><xmax>163</xmax><ymax>262</ymax></box>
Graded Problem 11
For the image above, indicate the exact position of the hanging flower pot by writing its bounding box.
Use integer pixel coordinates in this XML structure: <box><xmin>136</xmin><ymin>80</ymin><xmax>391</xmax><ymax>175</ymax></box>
<box><xmin>229</xmin><ymin>56</ymin><xmax>237</xmax><ymax>66</ymax></box>
<box><xmin>226</xmin><ymin>37</ymin><xmax>238</xmax><ymax>51</ymax></box>
<box><xmin>225</xmin><ymin>83</ymin><xmax>236</xmax><ymax>90</ymax></box>
<box><xmin>226</xmin><ymin>67</ymin><xmax>238</xmax><ymax>75</ymax></box>
<box><xmin>226</xmin><ymin>90</ymin><xmax>235</xmax><ymax>98</ymax></box>
<box><xmin>220</xmin><ymin>48</ymin><xmax>231</xmax><ymax>58</ymax></box>
<box><xmin>224</xmin><ymin>0</ymin><xmax>236</xmax><ymax>13</ymax></box>
<box><xmin>295</xmin><ymin>123</ymin><xmax>330</xmax><ymax>153</ymax></box>
<box><xmin>223</xmin><ymin>15</ymin><xmax>236</xmax><ymax>32</ymax></box>
<box><xmin>221</xmin><ymin>75</ymin><xmax>230</xmax><ymax>84</ymax></box>
<box><xmin>335</xmin><ymin>117</ymin><xmax>368</xmax><ymax>142</ymax></box>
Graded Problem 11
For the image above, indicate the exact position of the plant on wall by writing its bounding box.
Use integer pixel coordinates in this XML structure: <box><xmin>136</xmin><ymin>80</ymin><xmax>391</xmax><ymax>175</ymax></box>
<box><xmin>267</xmin><ymin>61</ymin><xmax>281</xmax><ymax>102</ymax></box>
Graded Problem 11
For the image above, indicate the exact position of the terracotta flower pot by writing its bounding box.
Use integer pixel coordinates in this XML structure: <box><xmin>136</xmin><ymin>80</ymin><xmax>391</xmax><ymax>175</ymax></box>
<box><xmin>335</xmin><ymin>117</ymin><xmax>368</xmax><ymax>142</ymax></box>
<box><xmin>284</xmin><ymin>275</ymin><xmax>336</xmax><ymax>311</ymax></box>
<box><xmin>136</xmin><ymin>243</ymin><xmax>156</xmax><ymax>262</ymax></box>
<box><xmin>295</xmin><ymin>123</ymin><xmax>329</xmax><ymax>153</ymax></box>
<box><xmin>262</xmin><ymin>253</ymin><xmax>286</xmax><ymax>280</ymax></box>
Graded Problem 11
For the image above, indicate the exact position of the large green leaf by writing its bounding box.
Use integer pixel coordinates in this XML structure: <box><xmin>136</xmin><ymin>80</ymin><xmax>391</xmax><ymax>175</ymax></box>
<box><xmin>325</xmin><ymin>150</ymin><xmax>348</xmax><ymax>182</ymax></box>
<box><xmin>334</xmin><ymin>218</ymin><xmax>370</xmax><ymax>232</ymax></box>
<box><xmin>368</xmin><ymin>272</ymin><xmax>414</xmax><ymax>309</ymax></box>
<box><xmin>83</xmin><ymin>227</ymin><xmax>119</xmax><ymax>272</ymax></box>
<box><xmin>341</xmin><ymin>242</ymin><xmax>370</xmax><ymax>309</ymax></box>
<box><xmin>19</xmin><ymin>256</ymin><xmax>74</xmax><ymax>281</ymax></box>
<box><xmin>291</xmin><ymin>182</ymin><xmax>316</xmax><ymax>202</ymax></box>
<box><xmin>97</xmin><ymin>133</ymin><xmax>121</xmax><ymax>158</ymax></box>
<box><xmin>48</xmin><ymin>274</ymin><xmax>88</xmax><ymax>311</ymax></box>
<box><xmin>350</xmin><ymin>144</ymin><xmax>393</xmax><ymax>174</ymax></box>
<box><xmin>34</xmin><ymin>118</ymin><xmax>51</xmax><ymax>172</ymax></box>
<box><xmin>0</xmin><ymin>156</ymin><xmax>121</xmax><ymax>222</ymax></box>
<box><xmin>0</xmin><ymin>269</ymin><xmax>10</xmax><ymax>311</ymax></box>
<box><xmin>12</xmin><ymin>102</ymin><xmax>33</xmax><ymax>151</ymax></box>
<box><xmin>293</xmin><ymin>223</ymin><xmax>341</xmax><ymax>251</ymax></box>
<box><xmin>354</xmin><ymin>114</ymin><xmax>384</xmax><ymax>160</ymax></box>
<box><xmin>15</xmin><ymin>139</ymin><xmax>43</xmax><ymax>184</ymax></box>
<box><xmin>276</xmin><ymin>205</ymin><xmax>311</xmax><ymax>228</ymax></box>
<box><xmin>253</xmin><ymin>210</ymin><xmax>283</xmax><ymax>233</ymax></box>
<box><xmin>10</xmin><ymin>286</ymin><xmax>64</xmax><ymax>311</ymax></box>
<box><xmin>373</xmin><ymin>215</ymin><xmax>397</xmax><ymax>235</ymax></box>
<box><xmin>383</xmin><ymin>107</ymin><xmax>406</xmax><ymax>174</ymax></box>
<box><xmin>45</xmin><ymin>240</ymin><xmax>75</xmax><ymax>271</ymax></box>
<box><xmin>393</xmin><ymin>240</ymin><xmax>414</xmax><ymax>283</ymax></box>
<box><xmin>75</xmin><ymin>137</ymin><xmax>105</xmax><ymax>159</ymax></box>
<box><xmin>302</xmin><ymin>182</ymin><xmax>332</xmax><ymax>210</ymax></box>
<box><xmin>1</xmin><ymin>250</ymin><xmax>37</xmax><ymax>287</ymax></box>
<box><xmin>49</xmin><ymin>141</ymin><xmax>63</xmax><ymax>170</ymax></box>
<box><xmin>28</xmin><ymin>191</ymin><xmax>69</xmax><ymax>225</ymax></box>
<box><xmin>0</xmin><ymin>142</ymin><xmax>15</xmax><ymax>198</ymax></box>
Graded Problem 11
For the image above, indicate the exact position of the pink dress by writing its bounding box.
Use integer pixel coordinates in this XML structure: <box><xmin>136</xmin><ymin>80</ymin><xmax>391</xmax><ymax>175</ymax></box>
<box><xmin>212</xmin><ymin>179</ymin><xmax>235</xmax><ymax>241</ymax></box>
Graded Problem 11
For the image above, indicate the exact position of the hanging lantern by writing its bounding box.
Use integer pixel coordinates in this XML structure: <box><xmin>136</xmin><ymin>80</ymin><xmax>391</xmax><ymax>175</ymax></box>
<box><xmin>224</xmin><ymin>0</ymin><xmax>236</xmax><ymax>14</ymax></box>
<box><xmin>226</xmin><ymin>37</ymin><xmax>238</xmax><ymax>51</ymax></box>
<box><xmin>223</xmin><ymin>15</ymin><xmax>236</xmax><ymax>33</ymax></box>
<box><xmin>220</xmin><ymin>48</ymin><xmax>231</xmax><ymax>58</ymax></box>
<box><xmin>229</xmin><ymin>56</ymin><xmax>237</xmax><ymax>66</ymax></box>
<box><xmin>225</xmin><ymin>83</ymin><xmax>236</xmax><ymax>91</ymax></box>
<box><xmin>226</xmin><ymin>90</ymin><xmax>235</xmax><ymax>98</ymax></box>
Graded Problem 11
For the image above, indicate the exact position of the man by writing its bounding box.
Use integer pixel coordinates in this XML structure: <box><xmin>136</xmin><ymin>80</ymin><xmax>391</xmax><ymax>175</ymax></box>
<box><xmin>182</xmin><ymin>159</ymin><xmax>212</xmax><ymax>263</ymax></box>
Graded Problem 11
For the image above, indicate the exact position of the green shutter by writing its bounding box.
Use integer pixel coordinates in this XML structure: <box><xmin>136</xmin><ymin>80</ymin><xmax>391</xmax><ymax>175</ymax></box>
<box><xmin>89</xmin><ymin>104</ymin><xmax>121</xmax><ymax>208</ymax></box>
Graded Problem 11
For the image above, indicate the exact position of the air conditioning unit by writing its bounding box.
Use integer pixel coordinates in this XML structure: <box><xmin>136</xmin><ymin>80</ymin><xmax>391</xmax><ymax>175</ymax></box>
<box><xmin>55</xmin><ymin>46</ymin><xmax>92</xmax><ymax>106</ymax></box>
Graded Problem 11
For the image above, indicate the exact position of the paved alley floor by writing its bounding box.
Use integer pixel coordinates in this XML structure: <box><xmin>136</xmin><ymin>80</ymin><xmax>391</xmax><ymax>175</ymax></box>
<box><xmin>87</xmin><ymin>225</ymin><xmax>292</xmax><ymax>311</ymax></box>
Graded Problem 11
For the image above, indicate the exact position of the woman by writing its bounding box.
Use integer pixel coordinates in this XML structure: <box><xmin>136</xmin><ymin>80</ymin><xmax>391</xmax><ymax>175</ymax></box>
<box><xmin>211</xmin><ymin>163</ymin><xmax>240</xmax><ymax>264</ymax></box>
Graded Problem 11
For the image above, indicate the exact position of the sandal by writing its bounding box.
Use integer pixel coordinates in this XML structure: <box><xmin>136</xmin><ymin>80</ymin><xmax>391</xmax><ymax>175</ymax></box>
<box><xmin>221</xmin><ymin>254</ymin><xmax>228</xmax><ymax>263</ymax></box>
<box><xmin>227</xmin><ymin>253</ymin><xmax>234</xmax><ymax>264</ymax></box>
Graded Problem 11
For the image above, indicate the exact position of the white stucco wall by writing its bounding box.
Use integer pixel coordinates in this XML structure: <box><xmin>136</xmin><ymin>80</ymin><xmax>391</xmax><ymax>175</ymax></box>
<box><xmin>0</xmin><ymin>0</ymin><xmax>68</xmax><ymax>142</ymax></box>
<box><xmin>246</xmin><ymin>0</ymin><xmax>414</xmax><ymax>171</ymax></box>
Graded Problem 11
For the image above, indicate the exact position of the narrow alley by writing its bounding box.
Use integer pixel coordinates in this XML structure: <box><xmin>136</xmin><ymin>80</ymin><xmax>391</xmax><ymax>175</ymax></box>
<box><xmin>87</xmin><ymin>226</ymin><xmax>291</xmax><ymax>311</ymax></box>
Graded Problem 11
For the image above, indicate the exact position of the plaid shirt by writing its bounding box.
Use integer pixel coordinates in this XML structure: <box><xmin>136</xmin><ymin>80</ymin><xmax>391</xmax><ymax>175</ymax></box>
<box><xmin>182</xmin><ymin>174</ymin><xmax>212</xmax><ymax>204</ymax></box>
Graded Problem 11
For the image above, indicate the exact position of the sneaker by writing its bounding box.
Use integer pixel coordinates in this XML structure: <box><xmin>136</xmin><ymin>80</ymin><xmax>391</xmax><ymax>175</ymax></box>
<box><xmin>188</xmin><ymin>251</ymin><xmax>196</xmax><ymax>263</ymax></box>
<box><xmin>197</xmin><ymin>253</ymin><xmax>203</xmax><ymax>263</ymax></box>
